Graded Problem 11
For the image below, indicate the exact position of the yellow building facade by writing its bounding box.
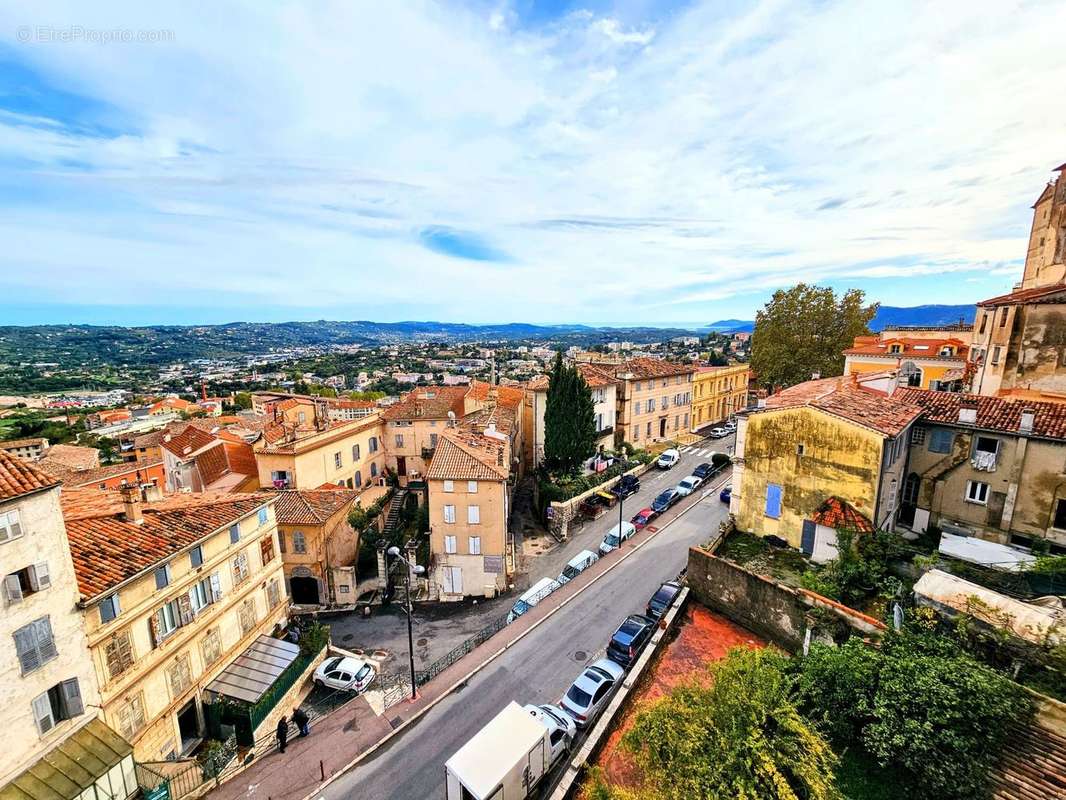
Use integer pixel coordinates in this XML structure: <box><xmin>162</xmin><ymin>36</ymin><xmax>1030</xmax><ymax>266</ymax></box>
<box><xmin>691</xmin><ymin>364</ymin><xmax>750</xmax><ymax>430</ymax></box>
<box><xmin>254</xmin><ymin>415</ymin><xmax>386</xmax><ymax>491</ymax></box>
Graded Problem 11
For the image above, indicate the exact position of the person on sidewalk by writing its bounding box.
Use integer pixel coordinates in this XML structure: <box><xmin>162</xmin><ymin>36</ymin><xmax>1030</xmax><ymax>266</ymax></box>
<box><xmin>276</xmin><ymin>715</ymin><xmax>288</xmax><ymax>754</ymax></box>
<box><xmin>292</xmin><ymin>706</ymin><xmax>310</xmax><ymax>738</ymax></box>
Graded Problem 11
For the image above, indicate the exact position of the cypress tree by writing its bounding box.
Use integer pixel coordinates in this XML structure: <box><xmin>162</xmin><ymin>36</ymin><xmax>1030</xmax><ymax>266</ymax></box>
<box><xmin>544</xmin><ymin>352</ymin><xmax>598</xmax><ymax>473</ymax></box>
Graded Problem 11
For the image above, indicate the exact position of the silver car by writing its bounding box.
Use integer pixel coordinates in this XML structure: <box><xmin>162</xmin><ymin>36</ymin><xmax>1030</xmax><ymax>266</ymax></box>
<box><xmin>675</xmin><ymin>475</ymin><xmax>702</xmax><ymax>496</ymax></box>
<box><xmin>559</xmin><ymin>658</ymin><xmax>625</xmax><ymax>728</ymax></box>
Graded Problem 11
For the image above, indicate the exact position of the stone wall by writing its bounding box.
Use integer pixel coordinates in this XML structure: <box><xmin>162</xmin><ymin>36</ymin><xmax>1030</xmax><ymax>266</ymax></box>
<box><xmin>686</xmin><ymin>546</ymin><xmax>885</xmax><ymax>651</ymax></box>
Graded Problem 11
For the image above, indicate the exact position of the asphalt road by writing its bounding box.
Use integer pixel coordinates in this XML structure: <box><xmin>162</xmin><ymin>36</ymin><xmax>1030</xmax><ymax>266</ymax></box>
<box><xmin>320</xmin><ymin>445</ymin><xmax>731</xmax><ymax>800</ymax></box>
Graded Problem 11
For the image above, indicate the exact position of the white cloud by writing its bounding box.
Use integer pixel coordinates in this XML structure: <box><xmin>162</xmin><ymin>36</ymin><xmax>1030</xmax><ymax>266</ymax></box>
<box><xmin>0</xmin><ymin>0</ymin><xmax>1063</xmax><ymax>324</ymax></box>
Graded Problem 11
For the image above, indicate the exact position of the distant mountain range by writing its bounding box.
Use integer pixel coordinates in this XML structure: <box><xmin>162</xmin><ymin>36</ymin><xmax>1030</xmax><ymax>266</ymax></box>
<box><xmin>702</xmin><ymin>304</ymin><xmax>976</xmax><ymax>334</ymax></box>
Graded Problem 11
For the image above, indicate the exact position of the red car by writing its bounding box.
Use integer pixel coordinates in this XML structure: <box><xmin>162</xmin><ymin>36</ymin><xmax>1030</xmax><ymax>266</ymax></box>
<box><xmin>631</xmin><ymin>507</ymin><xmax>656</xmax><ymax>530</ymax></box>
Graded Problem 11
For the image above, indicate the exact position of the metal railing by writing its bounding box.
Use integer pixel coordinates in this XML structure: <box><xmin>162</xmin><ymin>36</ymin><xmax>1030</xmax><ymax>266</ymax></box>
<box><xmin>137</xmin><ymin>760</ymin><xmax>204</xmax><ymax>800</ymax></box>
<box><xmin>414</xmin><ymin>612</ymin><xmax>510</xmax><ymax>685</ymax></box>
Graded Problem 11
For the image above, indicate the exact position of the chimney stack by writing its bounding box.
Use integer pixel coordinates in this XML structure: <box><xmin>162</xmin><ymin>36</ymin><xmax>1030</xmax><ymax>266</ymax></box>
<box><xmin>120</xmin><ymin>485</ymin><xmax>143</xmax><ymax>525</ymax></box>
<box><xmin>1019</xmin><ymin>408</ymin><xmax>1035</xmax><ymax>434</ymax></box>
<box><xmin>140</xmin><ymin>482</ymin><xmax>163</xmax><ymax>502</ymax></box>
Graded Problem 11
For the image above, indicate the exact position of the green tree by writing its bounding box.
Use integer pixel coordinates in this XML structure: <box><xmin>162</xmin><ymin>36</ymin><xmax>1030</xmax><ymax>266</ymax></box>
<box><xmin>750</xmin><ymin>284</ymin><xmax>877</xmax><ymax>389</ymax></box>
<box><xmin>612</xmin><ymin>647</ymin><xmax>840</xmax><ymax>800</ymax></box>
<box><xmin>231</xmin><ymin>392</ymin><xmax>252</xmax><ymax>410</ymax></box>
<box><xmin>544</xmin><ymin>352</ymin><xmax>596</xmax><ymax>473</ymax></box>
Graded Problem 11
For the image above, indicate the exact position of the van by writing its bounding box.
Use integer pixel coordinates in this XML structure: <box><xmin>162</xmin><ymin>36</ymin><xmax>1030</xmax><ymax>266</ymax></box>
<box><xmin>599</xmin><ymin>520</ymin><xmax>637</xmax><ymax>556</ymax></box>
<box><xmin>557</xmin><ymin>549</ymin><xmax>599</xmax><ymax>585</ymax></box>
<box><xmin>507</xmin><ymin>577</ymin><xmax>562</xmax><ymax>624</ymax></box>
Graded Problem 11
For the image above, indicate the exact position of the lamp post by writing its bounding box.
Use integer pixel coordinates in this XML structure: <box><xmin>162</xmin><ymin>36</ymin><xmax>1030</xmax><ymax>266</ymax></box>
<box><xmin>387</xmin><ymin>544</ymin><xmax>425</xmax><ymax>700</ymax></box>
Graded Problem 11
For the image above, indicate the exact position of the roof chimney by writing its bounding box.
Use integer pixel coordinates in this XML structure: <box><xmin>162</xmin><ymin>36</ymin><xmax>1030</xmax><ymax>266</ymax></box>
<box><xmin>959</xmin><ymin>398</ymin><xmax>978</xmax><ymax>425</ymax></box>
<box><xmin>120</xmin><ymin>485</ymin><xmax>143</xmax><ymax>525</ymax></box>
<box><xmin>1019</xmin><ymin>408</ymin><xmax>1035</xmax><ymax>434</ymax></box>
<box><xmin>140</xmin><ymin>482</ymin><xmax>163</xmax><ymax>502</ymax></box>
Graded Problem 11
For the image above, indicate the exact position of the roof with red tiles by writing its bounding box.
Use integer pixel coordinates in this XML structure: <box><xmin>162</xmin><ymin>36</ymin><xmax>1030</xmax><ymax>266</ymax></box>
<box><xmin>761</xmin><ymin>375</ymin><xmax>922</xmax><ymax>438</ymax></box>
<box><xmin>468</xmin><ymin>380</ymin><xmax>527</xmax><ymax>407</ymax></box>
<box><xmin>811</xmin><ymin>497</ymin><xmax>874</xmax><ymax>533</ymax></box>
<box><xmin>64</xmin><ymin>493</ymin><xmax>273</xmax><ymax>600</ymax></box>
<box><xmin>619</xmin><ymin>357</ymin><xmax>696</xmax><ymax>379</ymax></box>
<box><xmin>256</xmin><ymin>416</ymin><xmax>382</xmax><ymax>454</ymax></box>
<box><xmin>58</xmin><ymin>459</ymin><xmax>163</xmax><ymax>488</ymax></box>
<box><xmin>161</xmin><ymin>426</ymin><xmax>219</xmax><ymax>459</ymax></box>
<box><xmin>0</xmin><ymin>450</ymin><xmax>60</xmax><ymax>501</ymax></box>
<box><xmin>38</xmin><ymin>443</ymin><xmax>100</xmax><ymax>472</ymax></box>
<box><xmin>977</xmin><ymin>282</ymin><xmax>1066</xmax><ymax>307</ymax></box>
<box><xmin>268</xmin><ymin>489</ymin><xmax>360</xmax><ymax>525</ymax></box>
<box><xmin>894</xmin><ymin>388</ymin><xmax>1066</xmax><ymax>440</ymax></box>
<box><xmin>426</xmin><ymin>429</ymin><xmax>510</xmax><ymax>481</ymax></box>
<box><xmin>0</xmin><ymin>437</ymin><xmax>48</xmax><ymax>450</ymax></box>
<box><xmin>221</xmin><ymin>439</ymin><xmax>258</xmax><ymax>478</ymax></box>
<box><xmin>195</xmin><ymin>442</ymin><xmax>231</xmax><ymax>488</ymax></box>
<box><xmin>382</xmin><ymin>386</ymin><xmax>469</xmax><ymax>421</ymax></box>
<box><xmin>843</xmin><ymin>336</ymin><xmax>969</xmax><ymax>360</ymax></box>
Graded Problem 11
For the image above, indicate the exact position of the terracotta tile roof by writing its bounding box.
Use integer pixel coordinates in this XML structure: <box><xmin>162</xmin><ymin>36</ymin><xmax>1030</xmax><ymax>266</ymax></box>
<box><xmin>59</xmin><ymin>459</ymin><xmax>163</xmax><ymax>488</ymax></box>
<box><xmin>0</xmin><ymin>450</ymin><xmax>60</xmax><ymax>501</ymax></box>
<box><xmin>620</xmin><ymin>357</ymin><xmax>696</xmax><ymax>379</ymax></box>
<box><xmin>222</xmin><ymin>439</ymin><xmax>258</xmax><ymax>477</ymax></box>
<box><xmin>991</xmin><ymin>720</ymin><xmax>1066</xmax><ymax>800</ymax></box>
<box><xmin>161</xmin><ymin>426</ymin><xmax>218</xmax><ymax>459</ymax></box>
<box><xmin>382</xmin><ymin>386</ymin><xmax>468</xmax><ymax>421</ymax></box>
<box><xmin>811</xmin><ymin>497</ymin><xmax>874</xmax><ymax>533</ymax></box>
<box><xmin>761</xmin><ymin>375</ymin><xmax>922</xmax><ymax>438</ymax></box>
<box><xmin>426</xmin><ymin>429</ymin><xmax>510</xmax><ymax>481</ymax></box>
<box><xmin>576</xmin><ymin>363</ymin><xmax>618</xmax><ymax>388</ymax></box>
<box><xmin>38</xmin><ymin>443</ymin><xmax>100</xmax><ymax>472</ymax></box>
<box><xmin>268</xmin><ymin>489</ymin><xmax>359</xmax><ymax>525</ymax></box>
<box><xmin>65</xmin><ymin>493</ymin><xmax>274</xmax><ymax>600</ymax></box>
<box><xmin>195</xmin><ymin>442</ymin><xmax>231</xmax><ymax>488</ymax></box>
<box><xmin>0</xmin><ymin>437</ymin><xmax>48</xmax><ymax>450</ymax></box>
<box><xmin>977</xmin><ymin>282</ymin><xmax>1066</xmax><ymax>307</ymax></box>
<box><xmin>894</xmin><ymin>388</ymin><xmax>1066</xmax><ymax>440</ymax></box>
<box><xmin>843</xmin><ymin>336</ymin><xmax>969</xmax><ymax>360</ymax></box>
<box><xmin>256</xmin><ymin>416</ymin><xmax>382</xmax><ymax>454</ymax></box>
<box><xmin>468</xmin><ymin>381</ymin><xmax>526</xmax><ymax>408</ymax></box>
<box><xmin>525</xmin><ymin>375</ymin><xmax>549</xmax><ymax>391</ymax></box>
<box><xmin>149</xmin><ymin>397</ymin><xmax>195</xmax><ymax>413</ymax></box>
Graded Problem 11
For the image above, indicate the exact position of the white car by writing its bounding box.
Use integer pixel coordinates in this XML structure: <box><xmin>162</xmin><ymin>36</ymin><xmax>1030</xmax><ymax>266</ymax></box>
<box><xmin>313</xmin><ymin>655</ymin><xmax>376</xmax><ymax>693</ymax></box>
<box><xmin>675</xmin><ymin>475</ymin><xmax>702</xmax><ymax>496</ymax></box>
<box><xmin>523</xmin><ymin>703</ymin><xmax>576</xmax><ymax>764</ymax></box>
<box><xmin>560</xmin><ymin>658</ymin><xmax>625</xmax><ymax>728</ymax></box>
<box><xmin>709</xmin><ymin>427</ymin><xmax>729</xmax><ymax>438</ymax></box>
<box><xmin>723</xmin><ymin>420</ymin><xmax>737</xmax><ymax>432</ymax></box>
<box><xmin>656</xmin><ymin>449</ymin><xmax>681</xmax><ymax>469</ymax></box>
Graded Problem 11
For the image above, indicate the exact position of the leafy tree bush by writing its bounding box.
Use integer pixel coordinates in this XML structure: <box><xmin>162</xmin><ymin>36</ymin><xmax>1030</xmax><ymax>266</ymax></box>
<box><xmin>799</xmin><ymin>528</ymin><xmax>906</xmax><ymax>606</ymax></box>
<box><xmin>544</xmin><ymin>352</ymin><xmax>596</xmax><ymax>473</ymax></box>
<box><xmin>793</xmin><ymin>637</ymin><xmax>881</xmax><ymax>744</ymax></box>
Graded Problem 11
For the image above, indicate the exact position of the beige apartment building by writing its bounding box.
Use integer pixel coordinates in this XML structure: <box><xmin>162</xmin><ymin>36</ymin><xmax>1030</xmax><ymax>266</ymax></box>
<box><xmin>254</xmin><ymin>414</ymin><xmax>386</xmax><ymax>491</ymax></box>
<box><xmin>382</xmin><ymin>386</ymin><xmax>471</xmax><ymax>485</ymax></box>
<box><xmin>525</xmin><ymin>364</ymin><xmax>618</xmax><ymax>470</ymax></box>
<box><xmin>426</xmin><ymin>429</ymin><xmax>511</xmax><ymax>599</ymax></box>
<box><xmin>614</xmin><ymin>358</ymin><xmax>695</xmax><ymax>447</ymax></box>
<box><xmin>0</xmin><ymin>452</ymin><xmax>115</xmax><ymax>793</ymax></box>
<box><xmin>64</xmin><ymin>488</ymin><xmax>288</xmax><ymax>762</ymax></box>
<box><xmin>691</xmin><ymin>364</ymin><xmax>750</xmax><ymax>431</ymax></box>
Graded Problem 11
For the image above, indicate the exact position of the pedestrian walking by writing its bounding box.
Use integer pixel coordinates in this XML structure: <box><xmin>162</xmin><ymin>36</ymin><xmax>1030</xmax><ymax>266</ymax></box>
<box><xmin>292</xmin><ymin>706</ymin><xmax>310</xmax><ymax>737</ymax></box>
<box><xmin>276</xmin><ymin>715</ymin><xmax>288</xmax><ymax>754</ymax></box>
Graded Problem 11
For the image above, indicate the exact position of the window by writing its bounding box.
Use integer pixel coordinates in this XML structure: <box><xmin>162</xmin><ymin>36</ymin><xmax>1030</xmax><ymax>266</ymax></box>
<box><xmin>467</xmin><ymin>481</ymin><xmax>478</xmax><ymax>493</ymax></box>
<box><xmin>443</xmin><ymin>480</ymin><xmax>454</xmax><ymax>493</ymax></box>
<box><xmin>468</xmin><ymin>505</ymin><xmax>481</xmax><ymax>524</ymax></box>
<box><xmin>646</xmin><ymin>422</ymin><xmax>652</xmax><ymax>437</ymax></box>
<box><xmin>796</xmin><ymin>444</ymin><xmax>805</xmax><ymax>456</ymax></box>
<box><xmin>370</xmin><ymin>463</ymin><xmax>379</xmax><ymax>477</ymax></box>
<box><xmin>911</xmin><ymin>427</ymin><xmax>926</xmax><ymax>445</ymax></box>
<box><xmin>443</xmin><ymin>505</ymin><xmax>456</xmax><ymax>524</ymax></box>
<box><xmin>430</xmin><ymin>433</ymin><xmax>438</xmax><ymax>448</ymax></box>
<box><xmin>116</xmin><ymin>694</ymin><xmax>146</xmax><ymax>741</ymax></box>
<box><xmin>260</xmin><ymin>536</ymin><xmax>275</xmax><ymax>565</ymax></box>
<box><xmin>104</xmin><ymin>630</ymin><xmax>135</xmax><ymax>680</ymax></box>
<box><xmin>444</xmin><ymin>535</ymin><xmax>457</xmax><ymax>554</ymax></box>
<box><xmin>266</xmin><ymin>578</ymin><xmax>281</xmax><ymax>608</ymax></box>
<box><xmin>232</xmin><ymin>551</ymin><xmax>250</xmax><ymax>583</ymax></box>
<box><xmin>32</xmin><ymin>680</ymin><xmax>83</xmax><ymax>736</ymax></box>
<box><xmin>14</xmin><ymin>617</ymin><xmax>58</xmax><ymax>674</ymax></box>
<box><xmin>201</xmin><ymin>628</ymin><xmax>222</xmax><ymax>667</ymax></box>
<box><xmin>395</xmin><ymin>434</ymin><xmax>405</xmax><ymax>448</ymax></box>
<box><xmin>292</xmin><ymin>531</ymin><xmax>306</xmax><ymax>554</ymax></box>
<box><xmin>634</xmin><ymin>400</ymin><xmax>642</xmax><ymax>415</ymax></box>
<box><xmin>991</xmin><ymin>346</ymin><xmax>1002</xmax><ymax>365</ymax></box>
<box><xmin>353</xmin><ymin>470</ymin><xmax>363</xmax><ymax>487</ymax></box>
<box><xmin>154</xmin><ymin>600</ymin><xmax>180</xmax><ymax>640</ymax></box>
<box><xmin>3</xmin><ymin>562</ymin><xmax>50</xmax><ymax>604</ymax></box>
<box><xmin>468</xmin><ymin>536</ymin><xmax>481</xmax><ymax>555</ymax></box>
<box><xmin>635</xmin><ymin>381</ymin><xmax>642</xmax><ymax>391</ymax></box>
<box><xmin>258</xmin><ymin>507</ymin><xmax>268</xmax><ymax>526</ymax></box>
<box><xmin>928</xmin><ymin>428</ymin><xmax>954</xmax><ymax>454</ymax></box>
<box><xmin>190</xmin><ymin>545</ymin><xmax>204</xmax><ymax>568</ymax></box>
<box><xmin>442</xmin><ymin>565</ymin><xmax>462</xmax><ymax>594</ymax></box>
<box><xmin>278</xmin><ymin>530</ymin><xmax>287</xmax><ymax>553</ymax></box>
<box><xmin>974</xmin><ymin>436</ymin><xmax>999</xmax><ymax>455</ymax></box>
<box><xmin>352</xmin><ymin>443</ymin><xmax>361</xmax><ymax>461</ymax></box>
<box><xmin>966</xmin><ymin>480</ymin><xmax>990</xmax><ymax>505</ymax></box>
<box><xmin>889</xmin><ymin>344</ymin><xmax>902</xmax><ymax>354</ymax></box>
<box><xmin>238</xmin><ymin>598</ymin><xmax>257</xmax><ymax>635</ymax></box>
<box><xmin>298</xmin><ymin>411</ymin><xmax>307</xmax><ymax>423</ymax></box>
<box><xmin>632</xmin><ymin>425</ymin><xmax>639</xmax><ymax>441</ymax></box>
<box><xmin>1000</xmin><ymin>307</ymin><xmax>1009</xmax><ymax>327</ymax></box>
<box><xmin>369</xmin><ymin>437</ymin><xmax>379</xmax><ymax>452</ymax></box>
<box><xmin>167</xmin><ymin>653</ymin><xmax>193</xmax><ymax>698</ymax></box>
<box><xmin>155</xmin><ymin>564</ymin><xmax>171</xmax><ymax>590</ymax></box>
<box><xmin>230</xmin><ymin>524</ymin><xmax>240</xmax><ymax>544</ymax></box>
<box><xmin>334</xmin><ymin>452</ymin><xmax>343</xmax><ymax>469</ymax></box>
<box><xmin>188</xmin><ymin>575</ymin><xmax>215</xmax><ymax>613</ymax></box>
<box><xmin>978</xmin><ymin>312</ymin><xmax>988</xmax><ymax>335</ymax></box>
<box><xmin>765</xmin><ymin>484</ymin><xmax>782</xmax><ymax>519</ymax></box>
<box><xmin>99</xmin><ymin>594</ymin><xmax>121</xmax><ymax>624</ymax></box>
<box><xmin>0</xmin><ymin>509</ymin><xmax>23</xmax><ymax>543</ymax></box>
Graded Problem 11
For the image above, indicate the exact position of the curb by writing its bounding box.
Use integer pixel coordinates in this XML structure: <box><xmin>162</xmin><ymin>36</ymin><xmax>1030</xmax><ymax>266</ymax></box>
<box><xmin>299</xmin><ymin>470</ymin><xmax>730</xmax><ymax>800</ymax></box>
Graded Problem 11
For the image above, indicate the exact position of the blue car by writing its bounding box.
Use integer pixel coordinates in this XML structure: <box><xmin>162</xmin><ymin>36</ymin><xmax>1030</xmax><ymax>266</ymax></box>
<box><xmin>651</xmin><ymin>488</ymin><xmax>680</xmax><ymax>514</ymax></box>
<box><xmin>719</xmin><ymin>485</ymin><xmax>732</xmax><ymax>503</ymax></box>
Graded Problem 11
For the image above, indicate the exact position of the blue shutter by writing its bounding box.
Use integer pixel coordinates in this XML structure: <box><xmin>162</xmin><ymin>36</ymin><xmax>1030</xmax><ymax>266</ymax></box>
<box><xmin>801</xmin><ymin>520</ymin><xmax>816</xmax><ymax>555</ymax></box>
<box><xmin>928</xmin><ymin>428</ymin><xmax>954</xmax><ymax>454</ymax></box>
<box><xmin>765</xmin><ymin>484</ymin><xmax>783</xmax><ymax>519</ymax></box>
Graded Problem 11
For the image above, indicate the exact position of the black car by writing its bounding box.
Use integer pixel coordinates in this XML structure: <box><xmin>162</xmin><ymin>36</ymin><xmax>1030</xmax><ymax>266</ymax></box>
<box><xmin>606</xmin><ymin>614</ymin><xmax>656</xmax><ymax>668</ymax></box>
<box><xmin>610</xmin><ymin>474</ymin><xmax>641</xmax><ymax>499</ymax></box>
<box><xmin>651</xmin><ymin>488</ymin><xmax>679</xmax><ymax>514</ymax></box>
<box><xmin>692</xmin><ymin>462</ymin><xmax>714</xmax><ymax>479</ymax></box>
<box><xmin>645</xmin><ymin>581</ymin><xmax>682</xmax><ymax>620</ymax></box>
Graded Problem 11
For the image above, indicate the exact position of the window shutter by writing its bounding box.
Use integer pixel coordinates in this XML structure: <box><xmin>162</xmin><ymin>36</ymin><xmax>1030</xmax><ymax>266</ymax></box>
<box><xmin>209</xmin><ymin>572</ymin><xmax>222</xmax><ymax>602</ymax></box>
<box><xmin>4</xmin><ymin>574</ymin><xmax>23</xmax><ymax>604</ymax></box>
<box><xmin>177</xmin><ymin>594</ymin><xmax>194</xmax><ymax>626</ymax></box>
<box><xmin>148</xmin><ymin>612</ymin><xmax>162</xmax><ymax>648</ymax></box>
<box><xmin>32</xmin><ymin>562</ymin><xmax>50</xmax><ymax>591</ymax></box>
<box><xmin>32</xmin><ymin>692</ymin><xmax>54</xmax><ymax>735</ymax></box>
<box><xmin>8</xmin><ymin>514</ymin><xmax>22</xmax><ymax>540</ymax></box>
<box><xmin>35</xmin><ymin>618</ymin><xmax>57</xmax><ymax>662</ymax></box>
<box><xmin>765</xmin><ymin>485</ymin><xmax>782</xmax><ymax>519</ymax></box>
<box><xmin>106</xmin><ymin>631</ymin><xmax>134</xmax><ymax>679</ymax></box>
<box><xmin>14</xmin><ymin>626</ymin><xmax>38</xmax><ymax>673</ymax></box>
<box><xmin>62</xmin><ymin>679</ymin><xmax>84</xmax><ymax>717</ymax></box>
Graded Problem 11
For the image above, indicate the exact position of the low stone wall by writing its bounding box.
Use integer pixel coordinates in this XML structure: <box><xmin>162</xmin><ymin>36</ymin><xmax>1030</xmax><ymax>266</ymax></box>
<box><xmin>686</xmin><ymin>546</ymin><xmax>886</xmax><ymax>652</ymax></box>
<box><xmin>548</xmin><ymin>462</ymin><xmax>653</xmax><ymax>539</ymax></box>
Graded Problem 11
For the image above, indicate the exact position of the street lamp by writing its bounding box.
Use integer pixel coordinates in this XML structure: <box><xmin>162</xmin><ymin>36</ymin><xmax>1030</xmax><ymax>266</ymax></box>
<box><xmin>387</xmin><ymin>544</ymin><xmax>425</xmax><ymax>700</ymax></box>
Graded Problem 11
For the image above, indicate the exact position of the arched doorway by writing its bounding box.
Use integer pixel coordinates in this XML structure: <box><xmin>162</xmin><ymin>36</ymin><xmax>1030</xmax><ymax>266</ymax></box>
<box><xmin>290</xmin><ymin>568</ymin><xmax>320</xmax><ymax>605</ymax></box>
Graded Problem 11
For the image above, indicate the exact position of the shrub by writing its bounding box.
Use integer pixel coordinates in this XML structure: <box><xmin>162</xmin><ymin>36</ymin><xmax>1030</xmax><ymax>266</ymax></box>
<box><xmin>793</xmin><ymin>638</ymin><xmax>881</xmax><ymax>743</ymax></box>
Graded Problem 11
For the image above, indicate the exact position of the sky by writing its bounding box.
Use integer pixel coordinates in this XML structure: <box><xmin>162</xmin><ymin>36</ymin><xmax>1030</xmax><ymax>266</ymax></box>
<box><xmin>1</xmin><ymin>0</ymin><xmax>1065</xmax><ymax>328</ymax></box>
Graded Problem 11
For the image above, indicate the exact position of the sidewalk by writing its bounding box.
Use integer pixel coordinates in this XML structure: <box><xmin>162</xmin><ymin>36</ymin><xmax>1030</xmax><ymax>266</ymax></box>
<box><xmin>204</xmin><ymin>474</ymin><xmax>728</xmax><ymax>800</ymax></box>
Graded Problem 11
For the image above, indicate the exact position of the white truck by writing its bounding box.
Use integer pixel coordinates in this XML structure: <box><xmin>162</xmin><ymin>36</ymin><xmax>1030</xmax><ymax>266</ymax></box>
<box><xmin>445</xmin><ymin>701</ymin><xmax>569</xmax><ymax>800</ymax></box>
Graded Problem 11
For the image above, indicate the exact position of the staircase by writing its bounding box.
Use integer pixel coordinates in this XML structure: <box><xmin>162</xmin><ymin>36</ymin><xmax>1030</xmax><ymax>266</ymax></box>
<box><xmin>381</xmin><ymin>488</ymin><xmax>408</xmax><ymax>539</ymax></box>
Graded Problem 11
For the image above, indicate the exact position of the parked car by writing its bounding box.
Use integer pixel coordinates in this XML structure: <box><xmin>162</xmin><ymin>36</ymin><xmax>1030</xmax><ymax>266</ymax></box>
<box><xmin>610</xmin><ymin>473</ymin><xmax>641</xmax><ymax>499</ymax></box>
<box><xmin>599</xmin><ymin>520</ymin><xmax>637</xmax><ymax>555</ymax></box>
<box><xmin>557</xmin><ymin>549</ymin><xmax>599</xmax><ymax>585</ymax></box>
<box><xmin>692</xmin><ymin>462</ymin><xmax>714</xmax><ymax>479</ymax></box>
<box><xmin>508</xmin><ymin>577</ymin><xmax>563</xmax><ymax>623</ymax></box>
<box><xmin>723</xmin><ymin>420</ymin><xmax>737</xmax><ymax>432</ymax></box>
<box><xmin>560</xmin><ymin>658</ymin><xmax>625</xmax><ymax>727</ymax></box>
<box><xmin>719</xmin><ymin>485</ymin><xmax>732</xmax><ymax>503</ymax></box>
<box><xmin>651</xmin><ymin>488</ymin><xmax>680</xmax><ymax>514</ymax></box>
<box><xmin>606</xmin><ymin>614</ymin><xmax>657</xmax><ymax>668</ymax></box>
<box><xmin>709</xmin><ymin>427</ymin><xmax>729</xmax><ymax>438</ymax></box>
<box><xmin>656</xmin><ymin>449</ymin><xmax>681</xmax><ymax>469</ymax></box>
<box><xmin>645</xmin><ymin>581</ymin><xmax>682</xmax><ymax>620</ymax></box>
<box><xmin>523</xmin><ymin>703</ymin><xmax>576</xmax><ymax>763</ymax></box>
<box><xmin>631</xmin><ymin>507</ymin><xmax>656</xmax><ymax>530</ymax></box>
<box><xmin>313</xmin><ymin>655</ymin><xmax>376</xmax><ymax>693</ymax></box>
<box><xmin>675</xmin><ymin>475</ymin><xmax>702</xmax><ymax>496</ymax></box>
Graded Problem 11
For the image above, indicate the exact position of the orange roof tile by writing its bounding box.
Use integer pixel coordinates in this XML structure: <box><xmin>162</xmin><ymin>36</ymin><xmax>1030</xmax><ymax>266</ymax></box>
<box><xmin>269</xmin><ymin>489</ymin><xmax>359</xmax><ymax>525</ymax></box>
<box><xmin>977</xmin><ymin>282</ymin><xmax>1066</xmax><ymax>308</ymax></box>
<box><xmin>426</xmin><ymin>429</ymin><xmax>509</xmax><ymax>481</ymax></box>
<box><xmin>761</xmin><ymin>375</ymin><xmax>922</xmax><ymax>438</ymax></box>
<box><xmin>161</xmin><ymin>426</ymin><xmax>218</xmax><ymax>459</ymax></box>
<box><xmin>811</xmin><ymin>497</ymin><xmax>873</xmax><ymax>532</ymax></box>
<box><xmin>894</xmin><ymin>388</ymin><xmax>1066</xmax><ymax>440</ymax></box>
<box><xmin>59</xmin><ymin>459</ymin><xmax>163</xmax><ymax>488</ymax></box>
<box><xmin>382</xmin><ymin>386</ymin><xmax>468</xmax><ymax>421</ymax></box>
<box><xmin>843</xmin><ymin>336</ymin><xmax>969</xmax><ymax>360</ymax></box>
<box><xmin>620</xmin><ymin>357</ymin><xmax>695</xmax><ymax>379</ymax></box>
<box><xmin>0</xmin><ymin>450</ymin><xmax>60</xmax><ymax>501</ymax></box>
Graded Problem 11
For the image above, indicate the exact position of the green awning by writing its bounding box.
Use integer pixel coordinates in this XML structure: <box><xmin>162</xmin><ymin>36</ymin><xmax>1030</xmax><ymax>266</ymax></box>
<box><xmin>0</xmin><ymin>719</ymin><xmax>132</xmax><ymax>800</ymax></box>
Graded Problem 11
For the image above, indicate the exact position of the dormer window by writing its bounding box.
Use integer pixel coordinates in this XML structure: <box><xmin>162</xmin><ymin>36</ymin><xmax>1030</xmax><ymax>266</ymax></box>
<box><xmin>939</xmin><ymin>346</ymin><xmax>954</xmax><ymax>357</ymax></box>
<box><xmin>889</xmin><ymin>344</ymin><xmax>902</xmax><ymax>354</ymax></box>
